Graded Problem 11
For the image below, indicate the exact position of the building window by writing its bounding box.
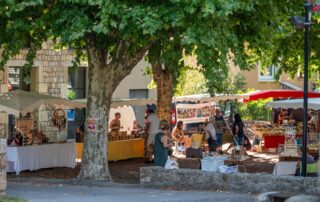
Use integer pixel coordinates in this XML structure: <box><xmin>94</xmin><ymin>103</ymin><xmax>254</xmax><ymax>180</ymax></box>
<box><xmin>129</xmin><ymin>89</ymin><xmax>148</xmax><ymax>99</ymax></box>
<box><xmin>68</xmin><ymin>67</ymin><xmax>87</xmax><ymax>99</ymax></box>
<box><xmin>258</xmin><ymin>63</ymin><xmax>276</xmax><ymax>82</ymax></box>
<box><xmin>8</xmin><ymin>66</ymin><xmax>20</xmax><ymax>90</ymax></box>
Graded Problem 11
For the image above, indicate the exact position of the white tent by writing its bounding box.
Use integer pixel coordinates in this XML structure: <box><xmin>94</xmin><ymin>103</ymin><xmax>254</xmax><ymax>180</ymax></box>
<box><xmin>173</xmin><ymin>93</ymin><xmax>248</xmax><ymax>103</ymax></box>
<box><xmin>109</xmin><ymin>106</ymin><xmax>136</xmax><ymax>133</ymax></box>
<box><xmin>73</xmin><ymin>98</ymin><xmax>156</xmax><ymax>108</ymax></box>
<box><xmin>0</xmin><ymin>90</ymin><xmax>85</xmax><ymax>116</ymax></box>
<box><xmin>265</xmin><ymin>98</ymin><xmax>320</xmax><ymax>110</ymax></box>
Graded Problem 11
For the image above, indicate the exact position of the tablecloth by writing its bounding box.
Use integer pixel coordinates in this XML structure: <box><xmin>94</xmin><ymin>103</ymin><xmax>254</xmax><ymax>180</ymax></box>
<box><xmin>76</xmin><ymin>138</ymin><xmax>145</xmax><ymax>161</ymax></box>
<box><xmin>7</xmin><ymin>142</ymin><xmax>76</xmax><ymax>175</ymax></box>
<box><xmin>272</xmin><ymin>161</ymin><xmax>297</xmax><ymax>175</ymax></box>
<box><xmin>264</xmin><ymin>135</ymin><xmax>285</xmax><ymax>149</ymax></box>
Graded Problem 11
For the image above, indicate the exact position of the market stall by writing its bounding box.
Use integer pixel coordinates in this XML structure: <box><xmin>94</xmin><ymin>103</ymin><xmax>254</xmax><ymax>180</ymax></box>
<box><xmin>75</xmin><ymin>105</ymin><xmax>146</xmax><ymax>161</ymax></box>
<box><xmin>0</xmin><ymin>90</ymin><xmax>84</xmax><ymax>174</ymax></box>
<box><xmin>245</xmin><ymin>90</ymin><xmax>320</xmax><ymax>149</ymax></box>
<box><xmin>76</xmin><ymin>139</ymin><xmax>144</xmax><ymax>161</ymax></box>
<box><xmin>243</xmin><ymin>90</ymin><xmax>320</xmax><ymax>103</ymax></box>
<box><xmin>264</xmin><ymin>98</ymin><xmax>320</xmax><ymax>175</ymax></box>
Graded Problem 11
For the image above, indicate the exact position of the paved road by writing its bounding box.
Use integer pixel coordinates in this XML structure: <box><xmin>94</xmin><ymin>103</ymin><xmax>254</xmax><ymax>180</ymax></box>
<box><xmin>7</xmin><ymin>181</ymin><xmax>256</xmax><ymax>202</ymax></box>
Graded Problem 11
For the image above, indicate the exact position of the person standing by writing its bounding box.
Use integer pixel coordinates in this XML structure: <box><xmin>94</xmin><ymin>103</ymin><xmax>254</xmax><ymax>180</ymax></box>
<box><xmin>154</xmin><ymin>120</ymin><xmax>174</xmax><ymax>167</ymax></box>
<box><xmin>232</xmin><ymin>113</ymin><xmax>245</xmax><ymax>146</ymax></box>
<box><xmin>109</xmin><ymin>112</ymin><xmax>122</xmax><ymax>132</ymax></box>
<box><xmin>205</xmin><ymin>117</ymin><xmax>217</xmax><ymax>150</ymax></box>
<box><xmin>214</xmin><ymin>108</ymin><xmax>226</xmax><ymax>146</ymax></box>
<box><xmin>145</xmin><ymin>109</ymin><xmax>160</xmax><ymax>163</ymax></box>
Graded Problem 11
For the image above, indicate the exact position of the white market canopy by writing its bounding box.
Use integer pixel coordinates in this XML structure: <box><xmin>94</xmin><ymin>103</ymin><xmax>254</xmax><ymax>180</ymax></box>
<box><xmin>74</xmin><ymin>93</ymin><xmax>248</xmax><ymax>109</ymax></box>
<box><xmin>173</xmin><ymin>93</ymin><xmax>248</xmax><ymax>103</ymax></box>
<box><xmin>0</xmin><ymin>90</ymin><xmax>85</xmax><ymax>116</ymax></box>
<box><xmin>265</xmin><ymin>98</ymin><xmax>320</xmax><ymax>110</ymax></box>
<box><xmin>73</xmin><ymin>98</ymin><xmax>156</xmax><ymax>108</ymax></box>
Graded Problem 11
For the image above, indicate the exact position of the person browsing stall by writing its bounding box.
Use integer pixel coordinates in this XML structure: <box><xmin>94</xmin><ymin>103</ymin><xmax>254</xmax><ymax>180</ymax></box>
<box><xmin>232</xmin><ymin>113</ymin><xmax>245</xmax><ymax>146</ymax></box>
<box><xmin>205</xmin><ymin>117</ymin><xmax>217</xmax><ymax>149</ymax></box>
<box><xmin>109</xmin><ymin>112</ymin><xmax>122</xmax><ymax>132</ymax></box>
<box><xmin>154</xmin><ymin>120</ymin><xmax>175</xmax><ymax>167</ymax></box>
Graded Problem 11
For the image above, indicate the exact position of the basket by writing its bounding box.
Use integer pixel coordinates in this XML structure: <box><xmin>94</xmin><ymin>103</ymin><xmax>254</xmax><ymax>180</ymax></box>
<box><xmin>201</xmin><ymin>159</ymin><xmax>224</xmax><ymax>172</ymax></box>
<box><xmin>219</xmin><ymin>165</ymin><xmax>238</xmax><ymax>173</ymax></box>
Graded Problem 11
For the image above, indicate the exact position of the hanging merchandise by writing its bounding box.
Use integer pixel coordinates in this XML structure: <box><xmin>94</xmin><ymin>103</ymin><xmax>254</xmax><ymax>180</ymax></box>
<box><xmin>52</xmin><ymin>109</ymin><xmax>66</xmax><ymax>131</ymax></box>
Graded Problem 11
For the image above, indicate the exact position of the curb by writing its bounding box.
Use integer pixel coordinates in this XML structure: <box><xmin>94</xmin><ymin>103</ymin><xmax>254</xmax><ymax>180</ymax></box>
<box><xmin>8</xmin><ymin>177</ymin><xmax>141</xmax><ymax>189</ymax></box>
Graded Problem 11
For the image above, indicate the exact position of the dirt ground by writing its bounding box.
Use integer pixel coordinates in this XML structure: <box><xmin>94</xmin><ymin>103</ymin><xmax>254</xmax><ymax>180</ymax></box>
<box><xmin>7</xmin><ymin>151</ymin><xmax>278</xmax><ymax>184</ymax></box>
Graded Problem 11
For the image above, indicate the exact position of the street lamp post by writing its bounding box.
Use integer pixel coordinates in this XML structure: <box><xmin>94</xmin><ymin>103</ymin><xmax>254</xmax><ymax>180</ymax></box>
<box><xmin>291</xmin><ymin>1</ymin><xmax>312</xmax><ymax>177</ymax></box>
<box><xmin>302</xmin><ymin>1</ymin><xmax>312</xmax><ymax>177</ymax></box>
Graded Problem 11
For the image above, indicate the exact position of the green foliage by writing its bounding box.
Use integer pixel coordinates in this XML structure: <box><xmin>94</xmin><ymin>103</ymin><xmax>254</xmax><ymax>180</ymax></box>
<box><xmin>236</xmin><ymin>99</ymin><xmax>272</xmax><ymax>121</ymax></box>
<box><xmin>174</xmin><ymin>67</ymin><xmax>208</xmax><ymax>96</ymax></box>
<box><xmin>67</xmin><ymin>89</ymin><xmax>77</xmax><ymax>100</ymax></box>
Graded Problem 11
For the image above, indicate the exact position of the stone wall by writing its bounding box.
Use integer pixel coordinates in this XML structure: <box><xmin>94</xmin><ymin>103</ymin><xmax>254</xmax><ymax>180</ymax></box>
<box><xmin>140</xmin><ymin>166</ymin><xmax>320</xmax><ymax>195</ymax></box>
<box><xmin>4</xmin><ymin>46</ymin><xmax>73</xmax><ymax>98</ymax></box>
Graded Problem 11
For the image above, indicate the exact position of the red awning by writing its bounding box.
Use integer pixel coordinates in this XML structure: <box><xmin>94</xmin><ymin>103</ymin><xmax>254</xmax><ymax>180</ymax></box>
<box><xmin>243</xmin><ymin>90</ymin><xmax>320</xmax><ymax>103</ymax></box>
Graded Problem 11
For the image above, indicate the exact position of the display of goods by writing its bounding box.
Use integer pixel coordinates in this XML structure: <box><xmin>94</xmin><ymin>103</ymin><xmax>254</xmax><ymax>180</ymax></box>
<box><xmin>32</xmin><ymin>132</ymin><xmax>46</xmax><ymax>145</ymax></box>
<box><xmin>22</xmin><ymin>132</ymin><xmax>33</xmax><ymax>146</ymax></box>
<box><xmin>283</xmin><ymin>138</ymin><xmax>298</xmax><ymax>157</ymax></box>
<box><xmin>308</xmin><ymin>144</ymin><xmax>319</xmax><ymax>150</ymax></box>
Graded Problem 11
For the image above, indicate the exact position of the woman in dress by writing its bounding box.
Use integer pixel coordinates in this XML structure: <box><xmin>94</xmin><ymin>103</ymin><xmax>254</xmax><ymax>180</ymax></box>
<box><xmin>154</xmin><ymin>120</ymin><xmax>174</xmax><ymax>167</ymax></box>
<box><xmin>172</xmin><ymin>121</ymin><xmax>189</xmax><ymax>152</ymax></box>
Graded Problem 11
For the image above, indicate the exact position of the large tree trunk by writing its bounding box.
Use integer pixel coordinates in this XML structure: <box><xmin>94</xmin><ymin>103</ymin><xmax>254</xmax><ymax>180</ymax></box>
<box><xmin>152</xmin><ymin>62</ymin><xmax>173</xmax><ymax>126</ymax></box>
<box><xmin>78</xmin><ymin>41</ymin><xmax>114</xmax><ymax>180</ymax></box>
<box><xmin>78</xmin><ymin>36</ymin><xmax>151</xmax><ymax>180</ymax></box>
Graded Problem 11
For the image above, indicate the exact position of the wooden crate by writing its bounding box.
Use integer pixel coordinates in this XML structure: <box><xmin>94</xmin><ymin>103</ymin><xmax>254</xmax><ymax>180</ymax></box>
<box><xmin>186</xmin><ymin>148</ymin><xmax>203</xmax><ymax>158</ymax></box>
<box><xmin>177</xmin><ymin>158</ymin><xmax>201</xmax><ymax>169</ymax></box>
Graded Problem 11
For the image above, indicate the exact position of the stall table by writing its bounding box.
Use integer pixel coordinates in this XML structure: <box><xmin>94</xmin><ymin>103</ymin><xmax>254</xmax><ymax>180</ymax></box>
<box><xmin>7</xmin><ymin>142</ymin><xmax>76</xmax><ymax>175</ymax></box>
<box><xmin>263</xmin><ymin>134</ymin><xmax>303</xmax><ymax>149</ymax></box>
<box><xmin>76</xmin><ymin>138</ymin><xmax>145</xmax><ymax>161</ymax></box>
<box><xmin>225</xmin><ymin>155</ymin><xmax>250</xmax><ymax>172</ymax></box>
<box><xmin>264</xmin><ymin>135</ymin><xmax>285</xmax><ymax>149</ymax></box>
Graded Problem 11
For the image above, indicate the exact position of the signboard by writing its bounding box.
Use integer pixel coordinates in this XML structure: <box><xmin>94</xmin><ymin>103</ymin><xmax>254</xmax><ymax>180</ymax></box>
<box><xmin>176</xmin><ymin>102</ymin><xmax>214</xmax><ymax>124</ymax></box>
<box><xmin>87</xmin><ymin>118</ymin><xmax>96</xmax><ymax>133</ymax></box>
<box><xmin>67</xmin><ymin>109</ymin><xmax>75</xmax><ymax>121</ymax></box>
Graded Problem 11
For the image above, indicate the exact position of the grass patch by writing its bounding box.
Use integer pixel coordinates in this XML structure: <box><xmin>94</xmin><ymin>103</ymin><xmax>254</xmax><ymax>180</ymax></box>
<box><xmin>0</xmin><ymin>196</ymin><xmax>28</xmax><ymax>202</ymax></box>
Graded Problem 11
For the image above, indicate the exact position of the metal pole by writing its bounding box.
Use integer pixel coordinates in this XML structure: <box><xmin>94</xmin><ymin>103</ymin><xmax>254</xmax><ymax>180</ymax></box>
<box><xmin>302</xmin><ymin>1</ymin><xmax>311</xmax><ymax>177</ymax></box>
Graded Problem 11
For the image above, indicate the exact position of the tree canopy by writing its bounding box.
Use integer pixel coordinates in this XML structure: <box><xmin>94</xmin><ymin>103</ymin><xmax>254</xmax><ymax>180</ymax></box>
<box><xmin>0</xmin><ymin>0</ymin><xmax>309</xmax><ymax>179</ymax></box>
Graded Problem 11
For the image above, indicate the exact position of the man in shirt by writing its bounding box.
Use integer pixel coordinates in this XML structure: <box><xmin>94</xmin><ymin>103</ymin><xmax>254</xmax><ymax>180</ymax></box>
<box><xmin>214</xmin><ymin>108</ymin><xmax>226</xmax><ymax>146</ymax></box>
<box><xmin>145</xmin><ymin>109</ymin><xmax>160</xmax><ymax>163</ymax></box>
<box><xmin>205</xmin><ymin>117</ymin><xmax>217</xmax><ymax>151</ymax></box>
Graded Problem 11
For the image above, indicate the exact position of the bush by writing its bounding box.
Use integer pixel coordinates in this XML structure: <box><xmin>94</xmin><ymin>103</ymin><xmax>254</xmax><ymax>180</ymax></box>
<box><xmin>236</xmin><ymin>99</ymin><xmax>271</xmax><ymax>121</ymax></box>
